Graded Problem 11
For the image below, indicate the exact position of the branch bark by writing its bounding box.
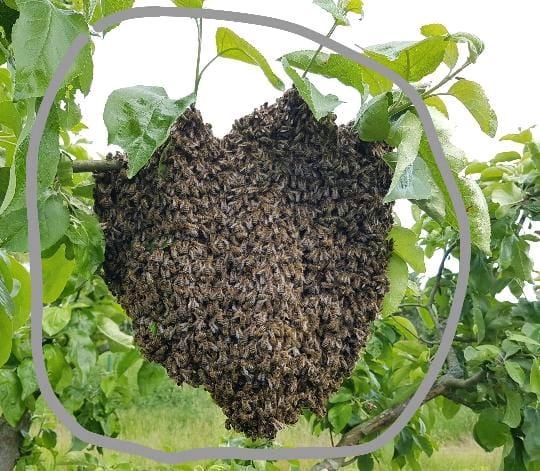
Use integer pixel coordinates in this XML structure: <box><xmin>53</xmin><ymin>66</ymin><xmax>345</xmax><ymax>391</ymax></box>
<box><xmin>72</xmin><ymin>160</ymin><xmax>123</xmax><ymax>173</ymax></box>
<box><xmin>0</xmin><ymin>417</ymin><xmax>23</xmax><ymax>471</ymax></box>
<box><xmin>311</xmin><ymin>371</ymin><xmax>484</xmax><ymax>471</ymax></box>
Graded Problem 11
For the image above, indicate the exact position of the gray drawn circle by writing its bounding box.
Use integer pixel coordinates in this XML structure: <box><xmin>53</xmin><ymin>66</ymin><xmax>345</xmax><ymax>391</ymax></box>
<box><xmin>27</xmin><ymin>7</ymin><xmax>471</xmax><ymax>464</ymax></box>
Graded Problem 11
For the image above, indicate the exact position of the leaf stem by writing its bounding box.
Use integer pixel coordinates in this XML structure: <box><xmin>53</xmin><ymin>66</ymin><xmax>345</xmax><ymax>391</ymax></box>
<box><xmin>389</xmin><ymin>60</ymin><xmax>472</xmax><ymax>117</ymax></box>
<box><xmin>194</xmin><ymin>47</ymin><xmax>244</xmax><ymax>94</ymax></box>
<box><xmin>193</xmin><ymin>18</ymin><xmax>204</xmax><ymax>99</ymax></box>
<box><xmin>423</xmin><ymin>60</ymin><xmax>471</xmax><ymax>97</ymax></box>
<box><xmin>301</xmin><ymin>20</ymin><xmax>339</xmax><ymax>79</ymax></box>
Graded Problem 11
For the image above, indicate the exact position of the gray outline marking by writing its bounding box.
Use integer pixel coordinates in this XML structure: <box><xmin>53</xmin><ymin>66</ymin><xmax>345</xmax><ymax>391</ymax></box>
<box><xmin>27</xmin><ymin>7</ymin><xmax>471</xmax><ymax>464</ymax></box>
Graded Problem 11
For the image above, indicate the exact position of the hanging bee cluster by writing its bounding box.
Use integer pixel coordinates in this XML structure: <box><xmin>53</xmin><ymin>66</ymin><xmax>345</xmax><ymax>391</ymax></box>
<box><xmin>94</xmin><ymin>88</ymin><xmax>393</xmax><ymax>439</ymax></box>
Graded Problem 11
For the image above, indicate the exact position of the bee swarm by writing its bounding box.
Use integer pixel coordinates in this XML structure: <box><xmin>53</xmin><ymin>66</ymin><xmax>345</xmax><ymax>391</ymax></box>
<box><xmin>94</xmin><ymin>88</ymin><xmax>393</xmax><ymax>439</ymax></box>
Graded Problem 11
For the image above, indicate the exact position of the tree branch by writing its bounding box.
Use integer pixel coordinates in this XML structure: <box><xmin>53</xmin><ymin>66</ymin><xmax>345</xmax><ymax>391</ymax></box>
<box><xmin>311</xmin><ymin>371</ymin><xmax>484</xmax><ymax>471</ymax></box>
<box><xmin>72</xmin><ymin>160</ymin><xmax>123</xmax><ymax>173</ymax></box>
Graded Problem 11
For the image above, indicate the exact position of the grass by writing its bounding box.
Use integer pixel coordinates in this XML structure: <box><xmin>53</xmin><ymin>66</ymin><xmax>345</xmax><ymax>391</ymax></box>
<box><xmin>97</xmin><ymin>385</ymin><xmax>502</xmax><ymax>471</ymax></box>
<box><xmin>417</xmin><ymin>444</ymin><xmax>500</xmax><ymax>471</ymax></box>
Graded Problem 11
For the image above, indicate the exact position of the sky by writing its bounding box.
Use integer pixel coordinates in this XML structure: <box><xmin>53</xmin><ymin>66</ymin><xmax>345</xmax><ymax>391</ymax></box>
<box><xmin>83</xmin><ymin>0</ymin><xmax>540</xmax><ymax>153</ymax></box>
<box><xmin>80</xmin><ymin>0</ymin><xmax>539</xmax><ymax>294</ymax></box>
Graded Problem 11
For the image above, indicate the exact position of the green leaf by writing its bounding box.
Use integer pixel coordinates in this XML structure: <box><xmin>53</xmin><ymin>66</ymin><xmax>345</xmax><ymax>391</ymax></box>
<box><xmin>420</xmin><ymin>24</ymin><xmax>448</xmax><ymax>37</ymax></box>
<box><xmin>97</xmin><ymin>317</ymin><xmax>133</xmax><ymax>350</ymax></box>
<box><xmin>43</xmin><ymin>344</ymin><xmax>70</xmax><ymax>389</ymax></box>
<box><xmin>439</xmin><ymin>397</ymin><xmax>460</xmax><ymax>420</ymax></box>
<box><xmin>464</xmin><ymin>344</ymin><xmax>500</xmax><ymax>365</ymax></box>
<box><xmin>281</xmin><ymin>51</ymin><xmax>365</xmax><ymax>93</ymax></box>
<box><xmin>472</xmin><ymin>306</ymin><xmax>485</xmax><ymax>343</ymax></box>
<box><xmin>328</xmin><ymin>389</ymin><xmax>353</xmax><ymax>404</ymax></box>
<box><xmin>0</xmin><ymin>310</ymin><xmax>13</xmax><ymax>368</ymax></box>
<box><xmin>383</xmin><ymin>151</ymin><xmax>433</xmax><ymax>202</ymax></box>
<box><xmin>356</xmin><ymin>454</ymin><xmax>374</xmax><ymax>471</ymax></box>
<box><xmin>418</xmin><ymin>117</ymin><xmax>491</xmax><ymax>254</ymax></box>
<box><xmin>17</xmin><ymin>358</ymin><xmax>38</xmax><ymax>400</ymax></box>
<box><xmin>388</xmin><ymin>316</ymin><xmax>419</xmax><ymax>340</ymax></box>
<box><xmin>42</xmin><ymin>244</ymin><xmax>76</xmax><ymax>304</ymax></box>
<box><xmin>172</xmin><ymin>0</ymin><xmax>204</xmax><ymax>7</ymax></box>
<box><xmin>216</xmin><ymin>27</ymin><xmax>284</xmax><ymax>91</ymax></box>
<box><xmin>88</xmin><ymin>0</ymin><xmax>136</xmax><ymax>25</ymax></box>
<box><xmin>66</xmin><ymin>329</ymin><xmax>97</xmax><ymax>378</ymax></box>
<box><xmin>388</xmin><ymin>226</ymin><xmax>425</xmax><ymax>272</ymax></box>
<box><xmin>137</xmin><ymin>362</ymin><xmax>168</xmax><ymax>396</ymax></box>
<box><xmin>423</xmin><ymin>96</ymin><xmax>448</xmax><ymax>118</ymax></box>
<box><xmin>457</xmin><ymin>178</ymin><xmax>491</xmax><ymax>254</ymax></box>
<box><xmin>364</xmin><ymin>37</ymin><xmax>447</xmax><ymax>82</ymax></box>
<box><xmin>443</xmin><ymin>42</ymin><xmax>459</xmax><ymax>70</ymax></box>
<box><xmin>381</xmin><ymin>254</ymin><xmax>408</xmax><ymax>317</ymax></box>
<box><xmin>114</xmin><ymin>350</ymin><xmax>141</xmax><ymax>378</ymax></box>
<box><xmin>282</xmin><ymin>50</ymin><xmax>393</xmax><ymax>95</ymax></box>
<box><xmin>0</xmin><ymin>369</ymin><xmax>24</xmax><ymax>426</ymax></box>
<box><xmin>502</xmin><ymin>388</ymin><xmax>522</xmax><ymax>428</ymax></box>
<box><xmin>505</xmin><ymin>360</ymin><xmax>526</xmax><ymax>386</ymax></box>
<box><xmin>12</xmin><ymin>0</ymin><xmax>93</xmax><ymax>99</ymax></box>
<box><xmin>506</xmin><ymin>333</ymin><xmax>540</xmax><ymax>347</ymax></box>
<box><xmin>65</xmin><ymin>210</ymin><xmax>104</xmax><ymax>280</ymax></box>
<box><xmin>465</xmin><ymin>162</ymin><xmax>488</xmax><ymax>175</ymax></box>
<box><xmin>104</xmin><ymin>86</ymin><xmax>195</xmax><ymax>178</ymax></box>
<box><xmin>0</xmin><ymin>194</ymin><xmax>70</xmax><ymax>252</ymax></box>
<box><xmin>313</xmin><ymin>0</ymin><xmax>349</xmax><ymax>25</ymax></box>
<box><xmin>282</xmin><ymin>59</ymin><xmax>342</xmax><ymax>121</ymax></box>
<box><xmin>43</xmin><ymin>306</ymin><xmax>71</xmax><ymax>336</ymax></box>
<box><xmin>328</xmin><ymin>402</ymin><xmax>352</xmax><ymax>433</ymax></box>
<box><xmin>341</xmin><ymin>0</ymin><xmax>363</xmax><ymax>14</ymax></box>
<box><xmin>447</xmin><ymin>80</ymin><xmax>497</xmax><ymax>137</ymax></box>
<box><xmin>530</xmin><ymin>359</ymin><xmax>540</xmax><ymax>399</ymax></box>
<box><xmin>450</xmin><ymin>32</ymin><xmax>484</xmax><ymax>63</ymax></box>
<box><xmin>491</xmin><ymin>182</ymin><xmax>523</xmax><ymax>206</ymax></box>
<box><xmin>0</xmin><ymin>2</ymin><xmax>19</xmax><ymax>42</ymax></box>
<box><xmin>419</xmin><ymin>25</ymin><xmax>460</xmax><ymax>69</ymax></box>
<box><xmin>523</xmin><ymin>408</ymin><xmax>540</xmax><ymax>461</ymax></box>
<box><xmin>493</xmin><ymin>151</ymin><xmax>521</xmax><ymax>163</ymax></box>
<box><xmin>384</xmin><ymin>112</ymin><xmax>424</xmax><ymax>203</ymax></box>
<box><xmin>0</xmin><ymin>100</ymin><xmax>22</xmax><ymax>145</ymax></box>
<box><xmin>481</xmin><ymin>167</ymin><xmax>505</xmax><ymax>181</ymax></box>
<box><xmin>473</xmin><ymin>410</ymin><xmax>510</xmax><ymax>452</ymax></box>
<box><xmin>9</xmin><ymin>255</ymin><xmax>31</xmax><ymax>330</ymax></box>
<box><xmin>0</xmin><ymin>270</ymin><xmax>14</xmax><ymax>319</ymax></box>
<box><xmin>356</xmin><ymin>93</ymin><xmax>390</xmax><ymax>142</ymax></box>
<box><xmin>1</xmin><ymin>110</ymin><xmax>60</xmax><ymax>216</ymax></box>
<box><xmin>500</xmin><ymin>127</ymin><xmax>534</xmax><ymax>144</ymax></box>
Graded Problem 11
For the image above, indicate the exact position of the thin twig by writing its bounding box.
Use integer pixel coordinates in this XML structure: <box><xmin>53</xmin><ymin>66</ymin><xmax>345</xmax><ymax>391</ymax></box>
<box><xmin>194</xmin><ymin>47</ymin><xmax>244</xmax><ymax>93</ymax></box>
<box><xmin>388</xmin><ymin>60</ymin><xmax>472</xmax><ymax>117</ymax></box>
<box><xmin>427</xmin><ymin>241</ymin><xmax>457</xmax><ymax>309</ymax></box>
<box><xmin>72</xmin><ymin>160</ymin><xmax>123</xmax><ymax>173</ymax></box>
<box><xmin>193</xmin><ymin>18</ymin><xmax>204</xmax><ymax>98</ymax></box>
<box><xmin>426</xmin><ymin>241</ymin><xmax>462</xmax><ymax>377</ymax></box>
<box><xmin>302</xmin><ymin>21</ymin><xmax>339</xmax><ymax>79</ymax></box>
<box><xmin>422</xmin><ymin>60</ymin><xmax>471</xmax><ymax>98</ymax></box>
